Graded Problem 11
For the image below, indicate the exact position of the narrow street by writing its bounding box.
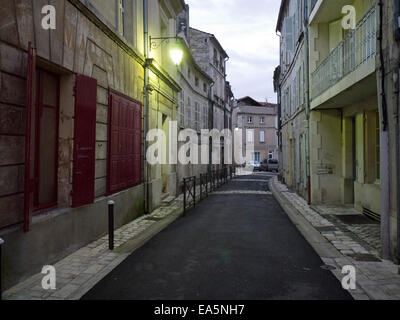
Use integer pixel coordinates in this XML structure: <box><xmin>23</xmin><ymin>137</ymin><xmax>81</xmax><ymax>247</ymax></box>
<box><xmin>83</xmin><ymin>174</ymin><xmax>352</xmax><ymax>300</ymax></box>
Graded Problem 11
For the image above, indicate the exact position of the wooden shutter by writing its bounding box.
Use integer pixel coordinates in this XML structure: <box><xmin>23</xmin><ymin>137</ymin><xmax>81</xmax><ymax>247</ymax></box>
<box><xmin>285</xmin><ymin>16</ymin><xmax>294</xmax><ymax>52</ymax></box>
<box><xmin>107</xmin><ymin>91</ymin><xmax>142</xmax><ymax>195</ymax></box>
<box><xmin>72</xmin><ymin>75</ymin><xmax>97</xmax><ymax>208</ymax></box>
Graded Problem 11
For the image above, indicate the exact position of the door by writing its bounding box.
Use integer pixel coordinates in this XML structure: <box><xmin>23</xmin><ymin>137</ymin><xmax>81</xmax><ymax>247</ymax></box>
<box><xmin>72</xmin><ymin>75</ymin><xmax>97</xmax><ymax>208</ymax></box>
<box><xmin>33</xmin><ymin>69</ymin><xmax>60</xmax><ymax>211</ymax></box>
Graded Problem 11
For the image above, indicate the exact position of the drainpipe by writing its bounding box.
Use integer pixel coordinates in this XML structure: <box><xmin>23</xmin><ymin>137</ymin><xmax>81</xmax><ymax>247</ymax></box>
<box><xmin>395</xmin><ymin>71</ymin><xmax>400</xmax><ymax>264</ymax></box>
<box><xmin>143</xmin><ymin>0</ymin><xmax>151</xmax><ymax>214</ymax></box>
<box><xmin>378</xmin><ymin>0</ymin><xmax>391</xmax><ymax>260</ymax></box>
<box><xmin>395</xmin><ymin>0</ymin><xmax>400</xmax><ymax>265</ymax></box>
<box><xmin>304</xmin><ymin>0</ymin><xmax>312</xmax><ymax>205</ymax></box>
<box><xmin>209</xmin><ymin>81</ymin><xmax>215</xmax><ymax>173</ymax></box>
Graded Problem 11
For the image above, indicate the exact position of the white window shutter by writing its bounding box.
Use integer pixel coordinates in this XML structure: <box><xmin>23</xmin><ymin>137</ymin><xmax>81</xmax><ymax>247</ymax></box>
<box><xmin>285</xmin><ymin>16</ymin><xmax>294</xmax><ymax>52</ymax></box>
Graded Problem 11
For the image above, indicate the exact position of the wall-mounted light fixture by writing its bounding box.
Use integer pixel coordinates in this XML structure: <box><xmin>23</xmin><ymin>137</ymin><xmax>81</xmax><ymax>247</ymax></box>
<box><xmin>149</xmin><ymin>36</ymin><xmax>184</xmax><ymax>65</ymax></box>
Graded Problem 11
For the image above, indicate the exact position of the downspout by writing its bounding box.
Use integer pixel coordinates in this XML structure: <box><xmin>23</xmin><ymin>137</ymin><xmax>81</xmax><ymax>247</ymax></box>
<box><xmin>209</xmin><ymin>81</ymin><xmax>215</xmax><ymax>173</ymax></box>
<box><xmin>378</xmin><ymin>0</ymin><xmax>391</xmax><ymax>260</ymax></box>
<box><xmin>395</xmin><ymin>69</ymin><xmax>400</xmax><ymax>264</ymax></box>
<box><xmin>224</xmin><ymin>57</ymin><xmax>229</xmax><ymax>170</ymax></box>
<box><xmin>143</xmin><ymin>0</ymin><xmax>151</xmax><ymax>214</ymax></box>
<box><xmin>394</xmin><ymin>0</ymin><xmax>400</xmax><ymax>266</ymax></box>
<box><xmin>304</xmin><ymin>0</ymin><xmax>312</xmax><ymax>205</ymax></box>
<box><xmin>276</xmin><ymin>32</ymin><xmax>283</xmax><ymax>178</ymax></box>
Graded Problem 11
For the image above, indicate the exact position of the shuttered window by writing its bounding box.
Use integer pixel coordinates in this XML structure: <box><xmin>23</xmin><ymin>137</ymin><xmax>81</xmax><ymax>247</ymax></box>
<box><xmin>107</xmin><ymin>91</ymin><xmax>142</xmax><ymax>195</ymax></box>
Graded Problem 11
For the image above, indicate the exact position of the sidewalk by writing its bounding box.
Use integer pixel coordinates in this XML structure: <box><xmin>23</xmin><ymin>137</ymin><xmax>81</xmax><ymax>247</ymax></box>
<box><xmin>270</xmin><ymin>176</ymin><xmax>400</xmax><ymax>300</ymax></box>
<box><xmin>3</xmin><ymin>197</ymin><xmax>184</xmax><ymax>300</ymax></box>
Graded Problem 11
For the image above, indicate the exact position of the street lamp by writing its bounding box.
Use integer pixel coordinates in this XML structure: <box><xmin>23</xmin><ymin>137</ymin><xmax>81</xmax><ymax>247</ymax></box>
<box><xmin>149</xmin><ymin>36</ymin><xmax>183</xmax><ymax>65</ymax></box>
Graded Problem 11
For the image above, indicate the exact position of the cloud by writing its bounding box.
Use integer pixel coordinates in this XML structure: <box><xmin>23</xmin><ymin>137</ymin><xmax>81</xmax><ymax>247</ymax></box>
<box><xmin>186</xmin><ymin>0</ymin><xmax>280</xmax><ymax>103</ymax></box>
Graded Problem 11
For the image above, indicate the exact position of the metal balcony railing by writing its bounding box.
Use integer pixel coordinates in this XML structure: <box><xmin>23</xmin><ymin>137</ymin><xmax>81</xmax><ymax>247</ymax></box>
<box><xmin>311</xmin><ymin>4</ymin><xmax>377</xmax><ymax>100</ymax></box>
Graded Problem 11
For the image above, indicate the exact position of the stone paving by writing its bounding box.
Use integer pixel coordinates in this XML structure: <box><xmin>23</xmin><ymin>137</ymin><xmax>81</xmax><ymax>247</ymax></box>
<box><xmin>272</xmin><ymin>176</ymin><xmax>400</xmax><ymax>300</ymax></box>
<box><xmin>3</xmin><ymin>197</ymin><xmax>184</xmax><ymax>300</ymax></box>
<box><xmin>314</xmin><ymin>205</ymin><xmax>381</xmax><ymax>254</ymax></box>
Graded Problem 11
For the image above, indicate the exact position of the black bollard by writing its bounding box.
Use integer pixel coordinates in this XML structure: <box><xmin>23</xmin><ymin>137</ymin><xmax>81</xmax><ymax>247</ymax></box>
<box><xmin>0</xmin><ymin>237</ymin><xmax>3</xmax><ymax>300</ymax></box>
<box><xmin>108</xmin><ymin>201</ymin><xmax>115</xmax><ymax>251</ymax></box>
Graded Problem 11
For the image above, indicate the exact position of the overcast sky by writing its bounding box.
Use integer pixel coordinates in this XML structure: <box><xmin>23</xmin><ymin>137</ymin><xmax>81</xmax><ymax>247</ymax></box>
<box><xmin>186</xmin><ymin>0</ymin><xmax>281</xmax><ymax>103</ymax></box>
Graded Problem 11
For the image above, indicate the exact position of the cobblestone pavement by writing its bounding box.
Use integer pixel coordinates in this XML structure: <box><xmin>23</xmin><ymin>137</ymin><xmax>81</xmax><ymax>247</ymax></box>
<box><xmin>314</xmin><ymin>205</ymin><xmax>381</xmax><ymax>254</ymax></box>
<box><xmin>272</xmin><ymin>177</ymin><xmax>400</xmax><ymax>300</ymax></box>
<box><xmin>3</xmin><ymin>197</ymin><xmax>184</xmax><ymax>300</ymax></box>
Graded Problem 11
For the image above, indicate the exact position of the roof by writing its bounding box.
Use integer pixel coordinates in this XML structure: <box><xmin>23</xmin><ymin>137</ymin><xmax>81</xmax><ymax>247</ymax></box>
<box><xmin>237</xmin><ymin>96</ymin><xmax>263</xmax><ymax>106</ymax></box>
<box><xmin>189</xmin><ymin>27</ymin><xmax>229</xmax><ymax>59</ymax></box>
<box><xmin>276</xmin><ymin>0</ymin><xmax>288</xmax><ymax>33</ymax></box>
<box><xmin>237</xmin><ymin>105</ymin><xmax>277</xmax><ymax>116</ymax></box>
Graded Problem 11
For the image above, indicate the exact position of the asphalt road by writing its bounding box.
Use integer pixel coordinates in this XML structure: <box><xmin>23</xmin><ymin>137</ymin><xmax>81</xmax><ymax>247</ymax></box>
<box><xmin>83</xmin><ymin>173</ymin><xmax>352</xmax><ymax>300</ymax></box>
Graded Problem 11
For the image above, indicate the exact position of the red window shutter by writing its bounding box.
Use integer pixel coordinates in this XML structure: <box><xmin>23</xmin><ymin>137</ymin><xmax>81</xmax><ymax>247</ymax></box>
<box><xmin>72</xmin><ymin>75</ymin><xmax>97</xmax><ymax>208</ymax></box>
<box><xmin>107</xmin><ymin>91</ymin><xmax>142</xmax><ymax>195</ymax></box>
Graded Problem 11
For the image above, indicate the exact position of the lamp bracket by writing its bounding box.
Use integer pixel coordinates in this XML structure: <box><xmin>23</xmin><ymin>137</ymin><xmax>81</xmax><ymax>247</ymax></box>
<box><xmin>150</xmin><ymin>36</ymin><xmax>179</xmax><ymax>50</ymax></box>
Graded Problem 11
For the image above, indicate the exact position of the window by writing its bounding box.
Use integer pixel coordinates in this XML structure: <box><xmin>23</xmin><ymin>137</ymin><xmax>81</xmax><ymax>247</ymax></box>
<box><xmin>269</xmin><ymin>152</ymin><xmax>274</xmax><ymax>159</ymax></box>
<box><xmin>118</xmin><ymin>0</ymin><xmax>125</xmax><ymax>36</ymax></box>
<box><xmin>247</xmin><ymin>130</ymin><xmax>253</xmax><ymax>142</ymax></box>
<box><xmin>247</xmin><ymin>116</ymin><xmax>253</xmax><ymax>123</ymax></box>
<box><xmin>203</xmin><ymin>82</ymin><xmax>207</xmax><ymax>93</ymax></box>
<box><xmin>195</xmin><ymin>101</ymin><xmax>200</xmax><ymax>131</ymax></box>
<box><xmin>260</xmin><ymin>131</ymin><xmax>265</xmax><ymax>143</ymax></box>
<box><xmin>108</xmin><ymin>91</ymin><xmax>142</xmax><ymax>195</ymax></box>
<box><xmin>178</xmin><ymin>91</ymin><xmax>185</xmax><ymax>127</ymax></box>
<box><xmin>260</xmin><ymin>117</ymin><xmax>265</xmax><ymax>124</ymax></box>
<box><xmin>252</xmin><ymin>152</ymin><xmax>261</xmax><ymax>163</ymax></box>
<box><xmin>186</xmin><ymin>96</ymin><xmax>192</xmax><ymax>127</ymax></box>
<box><xmin>195</xmin><ymin>77</ymin><xmax>199</xmax><ymax>87</ymax></box>
<box><xmin>34</xmin><ymin>69</ymin><xmax>60</xmax><ymax>210</ymax></box>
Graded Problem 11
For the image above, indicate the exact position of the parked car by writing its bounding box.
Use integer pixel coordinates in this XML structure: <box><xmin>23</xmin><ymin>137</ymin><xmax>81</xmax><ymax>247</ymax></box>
<box><xmin>261</xmin><ymin>159</ymin><xmax>279</xmax><ymax>172</ymax></box>
<box><xmin>246</xmin><ymin>161</ymin><xmax>261</xmax><ymax>171</ymax></box>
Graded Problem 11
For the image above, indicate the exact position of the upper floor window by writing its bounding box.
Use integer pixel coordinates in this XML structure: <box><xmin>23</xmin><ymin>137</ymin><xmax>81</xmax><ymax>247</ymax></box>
<box><xmin>260</xmin><ymin>117</ymin><xmax>265</xmax><ymax>124</ymax></box>
<box><xmin>203</xmin><ymin>82</ymin><xmax>207</xmax><ymax>93</ymax></box>
<box><xmin>118</xmin><ymin>0</ymin><xmax>125</xmax><ymax>36</ymax></box>
<box><xmin>195</xmin><ymin>77</ymin><xmax>199</xmax><ymax>87</ymax></box>
<box><xmin>247</xmin><ymin>130</ymin><xmax>253</xmax><ymax>143</ymax></box>
<box><xmin>260</xmin><ymin>131</ymin><xmax>265</xmax><ymax>143</ymax></box>
<box><xmin>248</xmin><ymin>116</ymin><xmax>253</xmax><ymax>124</ymax></box>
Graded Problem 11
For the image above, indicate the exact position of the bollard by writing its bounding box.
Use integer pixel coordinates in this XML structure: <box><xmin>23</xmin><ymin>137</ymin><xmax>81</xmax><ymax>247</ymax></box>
<box><xmin>108</xmin><ymin>201</ymin><xmax>115</xmax><ymax>251</ymax></box>
<box><xmin>0</xmin><ymin>237</ymin><xmax>3</xmax><ymax>300</ymax></box>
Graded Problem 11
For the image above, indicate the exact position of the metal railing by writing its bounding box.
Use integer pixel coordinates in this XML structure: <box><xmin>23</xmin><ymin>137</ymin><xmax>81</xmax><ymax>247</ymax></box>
<box><xmin>183</xmin><ymin>177</ymin><xmax>196</xmax><ymax>215</ymax></box>
<box><xmin>200</xmin><ymin>173</ymin><xmax>209</xmax><ymax>200</ymax></box>
<box><xmin>311</xmin><ymin>4</ymin><xmax>377</xmax><ymax>100</ymax></box>
<box><xmin>182</xmin><ymin>167</ymin><xmax>233</xmax><ymax>215</ymax></box>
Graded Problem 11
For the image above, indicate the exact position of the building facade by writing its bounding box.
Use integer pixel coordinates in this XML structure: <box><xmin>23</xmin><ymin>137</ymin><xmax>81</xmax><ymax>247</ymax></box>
<box><xmin>175</xmin><ymin>6</ymin><xmax>213</xmax><ymax>190</ymax></box>
<box><xmin>276</xmin><ymin>0</ymin><xmax>399</xmax><ymax>262</ymax></box>
<box><xmin>276</xmin><ymin>0</ymin><xmax>310</xmax><ymax>199</ymax></box>
<box><xmin>0</xmin><ymin>0</ymin><xmax>186</xmax><ymax>290</ymax></box>
<box><xmin>189</xmin><ymin>27</ymin><xmax>231</xmax><ymax>170</ymax></box>
<box><xmin>233</xmin><ymin>97</ymin><xmax>279</xmax><ymax>164</ymax></box>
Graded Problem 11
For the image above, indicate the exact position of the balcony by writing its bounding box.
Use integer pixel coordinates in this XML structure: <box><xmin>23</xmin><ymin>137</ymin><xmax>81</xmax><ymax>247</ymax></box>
<box><xmin>311</xmin><ymin>4</ymin><xmax>377</xmax><ymax>101</ymax></box>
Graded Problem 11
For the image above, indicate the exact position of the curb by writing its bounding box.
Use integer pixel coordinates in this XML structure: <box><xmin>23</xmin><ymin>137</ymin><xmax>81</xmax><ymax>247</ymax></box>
<box><xmin>269</xmin><ymin>177</ymin><xmax>376</xmax><ymax>300</ymax></box>
<box><xmin>268</xmin><ymin>178</ymin><xmax>342</xmax><ymax>260</ymax></box>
